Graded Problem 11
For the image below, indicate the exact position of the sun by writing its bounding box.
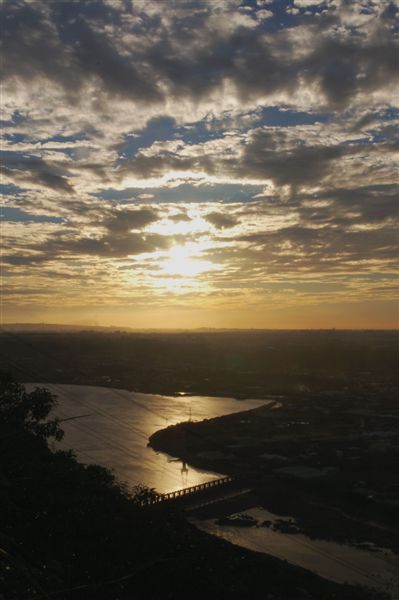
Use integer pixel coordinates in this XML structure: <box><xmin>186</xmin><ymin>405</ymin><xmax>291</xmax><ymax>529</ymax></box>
<box><xmin>161</xmin><ymin>245</ymin><xmax>214</xmax><ymax>278</ymax></box>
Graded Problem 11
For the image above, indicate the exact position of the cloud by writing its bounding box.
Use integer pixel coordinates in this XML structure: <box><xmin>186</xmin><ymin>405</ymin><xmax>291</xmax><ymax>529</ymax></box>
<box><xmin>54</xmin><ymin>231</ymin><xmax>170</xmax><ymax>259</ymax></box>
<box><xmin>3</xmin><ymin>230</ymin><xmax>170</xmax><ymax>264</ymax></box>
<box><xmin>2</xmin><ymin>204</ymin><xmax>164</xmax><ymax>265</ymax></box>
<box><xmin>0</xmin><ymin>154</ymin><xmax>74</xmax><ymax>192</ymax></box>
<box><xmin>205</xmin><ymin>211</ymin><xmax>238</xmax><ymax>229</ymax></box>
<box><xmin>1</xmin><ymin>0</ymin><xmax>161</xmax><ymax>104</ymax></box>
<box><xmin>1</xmin><ymin>0</ymin><xmax>398</xmax><ymax>116</ymax></box>
<box><xmin>120</xmin><ymin>121</ymin><xmax>398</xmax><ymax>193</ymax></box>
<box><xmin>103</xmin><ymin>208</ymin><xmax>159</xmax><ymax>232</ymax></box>
<box><xmin>2</xmin><ymin>0</ymin><xmax>398</xmax><ymax>199</ymax></box>
<box><xmin>169</xmin><ymin>211</ymin><xmax>192</xmax><ymax>222</ymax></box>
<box><xmin>2</xmin><ymin>0</ymin><xmax>398</xmax><ymax>323</ymax></box>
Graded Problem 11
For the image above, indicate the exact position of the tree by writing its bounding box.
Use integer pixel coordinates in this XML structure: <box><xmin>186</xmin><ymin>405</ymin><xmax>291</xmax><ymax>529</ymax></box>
<box><xmin>0</xmin><ymin>372</ymin><xmax>63</xmax><ymax>442</ymax></box>
<box><xmin>130</xmin><ymin>483</ymin><xmax>161</xmax><ymax>507</ymax></box>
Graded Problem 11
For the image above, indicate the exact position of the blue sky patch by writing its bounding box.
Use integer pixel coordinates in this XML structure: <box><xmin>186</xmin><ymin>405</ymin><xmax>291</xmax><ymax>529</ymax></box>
<box><xmin>256</xmin><ymin>107</ymin><xmax>330</xmax><ymax>127</ymax></box>
<box><xmin>1</xmin><ymin>183</ymin><xmax>25</xmax><ymax>197</ymax></box>
<box><xmin>117</xmin><ymin>108</ymin><xmax>331</xmax><ymax>164</ymax></box>
<box><xmin>97</xmin><ymin>183</ymin><xmax>264</xmax><ymax>203</ymax></box>
<box><xmin>1</xmin><ymin>206</ymin><xmax>64</xmax><ymax>224</ymax></box>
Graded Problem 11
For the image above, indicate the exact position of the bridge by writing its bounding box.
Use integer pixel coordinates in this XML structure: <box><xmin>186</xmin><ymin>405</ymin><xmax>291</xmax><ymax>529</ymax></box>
<box><xmin>152</xmin><ymin>476</ymin><xmax>237</xmax><ymax>506</ymax></box>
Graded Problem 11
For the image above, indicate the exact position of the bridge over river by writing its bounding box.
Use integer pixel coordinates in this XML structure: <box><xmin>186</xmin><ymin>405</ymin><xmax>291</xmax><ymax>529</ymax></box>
<box><xmin>152</xmin><ymin>476</ymin><xmax>251</xmax><ymax>510</ymax></box>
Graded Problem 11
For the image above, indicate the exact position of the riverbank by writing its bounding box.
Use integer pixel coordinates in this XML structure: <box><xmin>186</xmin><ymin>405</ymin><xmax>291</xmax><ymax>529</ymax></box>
<box><xmin>191</xmin><ymin>511</ymin><xmax>399</xmax><ymax>597</ymax></box>
<box><xmin>149</xmin><ymin>393</ymin><xmax>399</xmax><ymax>597</ymax></box>
<box><xmin>149</xmin><ymin>394</ymin><xmax>399</xmax><ymax>546</ymax></box>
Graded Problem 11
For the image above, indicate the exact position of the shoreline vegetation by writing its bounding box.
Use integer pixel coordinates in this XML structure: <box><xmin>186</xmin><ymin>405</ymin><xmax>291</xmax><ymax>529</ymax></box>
<box><xmin>0</xmin><ymin>375</ymin><xmax>388</xmax><ymax>600</ymax></box>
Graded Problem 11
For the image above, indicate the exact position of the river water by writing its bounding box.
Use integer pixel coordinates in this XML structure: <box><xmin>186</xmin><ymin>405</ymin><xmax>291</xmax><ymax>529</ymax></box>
<box><xmin>192</xmin><ymin>508</ymin><xmax>399</xmax><ymax>598</ymax></box>
<box><xmin>26</xmin><ymin>383</ymin><xmax>265</xmax><ymax>493</ymax></box>
<box><xmin>26</xmin><ymin>383</ymin><xmax>399</xmax><ymax>598</ymax></box>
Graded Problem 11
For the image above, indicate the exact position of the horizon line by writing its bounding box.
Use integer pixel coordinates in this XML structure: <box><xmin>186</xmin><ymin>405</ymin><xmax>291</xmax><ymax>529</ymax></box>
<box><xmin>1</xmin><ymin>322</ymin><xmax>398</xmax><ymax>333</ymax></box>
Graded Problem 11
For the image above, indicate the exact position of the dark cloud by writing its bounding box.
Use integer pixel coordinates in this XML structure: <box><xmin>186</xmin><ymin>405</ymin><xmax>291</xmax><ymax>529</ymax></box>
<box><xmin>239</xmin><ymin>134</ymin><xmax>397</xmax><ymax>190</ymax></box>
<box><xmin>0</xmin><ymin>1</ymin><xmax>80</xmax><ymax>94</ymax></box>
<box><xmin>120</xmin><ymin>152</ymin><xmax>215</xmax><ymax>180</ymax></box>
<box><xmin>301</xmin><ymin>33</ymin><xmax>399</xmax><ymax>108</ymax></box>
<box><xmin>308</xmin><ymin>184</ymin><xmax>399</xmax><ymax>225</ymax></box>
<box><xmin>351</xmin><ymin>112</ymin><xmax>382</xmax><ymax>133</ymax></box>
<box><xmin>56</xmin><ymin>231</ymin><xmax>169</xmax><ymax>258</ymax></box>
<box><xmin>3</xmin><ymin>206</ymin><xmax>163</xmax><ymax>264</ymax></box>
<box><xmin>2</xmin><ymin>254</ymin><xmax>49</xmax><ymax>266</ymax></box>
<box><xmin>205</xmin><ymin>211</ymin><xmax>238</xmax><ymax>229</ymax></box>
<box><xmin>1</xmin><ymin>0</ymin><xmax>397</xmax><ymax>110</ymax></box>
<box><xmin>234</xmin><ymin>130</ymin><xmax>347</xmax><ymax>187</ymax></box>
<box><xmin>0</xmin><ymin>154</ymin><xmax>73</xmax><ymax>192</ymax></box>
<box><xmin>64</xmin><ymin>17</ymin><xmax>162</xmax><ymax>103</ymax></box>
<box><xmin>215</xmin><ymin>223</ymin><xmax>399</xmax><ymax>276</ymax></box>
<box><xmin>4</xmin><ymin>230</ymin><xmax>171</xmax><ymax>265</ymax></box>
<box><xmin>0</xmin><ymin>0</ymin><xmax>161</xmax><ymax>105</ymax></box>
<box><xmin>103</xmin><ymin>208</ymin><xmax>159</xmax><ymax>232</ymax></box>
<box><xmin>122</xmin><ymin>127</ymin><xmax>396</xmax><ymax>191</ymax></box>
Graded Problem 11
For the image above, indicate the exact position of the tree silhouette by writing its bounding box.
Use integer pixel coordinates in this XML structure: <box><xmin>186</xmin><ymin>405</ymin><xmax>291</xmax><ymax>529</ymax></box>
<box><xmin>0</xmin><ymin>372</ymin><xmax>63</xmax><ymax>442</ymax></box>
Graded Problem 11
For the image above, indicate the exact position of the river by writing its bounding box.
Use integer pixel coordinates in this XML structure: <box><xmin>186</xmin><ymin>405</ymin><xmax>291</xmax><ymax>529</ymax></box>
<box><xmin>26</xmin><ymin>383</ymin><xmax>265</xmax><ymax>493</ymax></box>
<box><xmin>26</xmin><ymin>383</ymin><xmax>399</xmax><ymax>598</ymax></box>
<box><xmin>192</xmin><ymin>508</ymin><xmax>399</xmax><ymax>598</ymax></box>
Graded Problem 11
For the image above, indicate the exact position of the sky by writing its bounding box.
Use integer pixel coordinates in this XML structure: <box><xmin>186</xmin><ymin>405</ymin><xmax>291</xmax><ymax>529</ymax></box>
<box><xmin>1</xmin><ymin>0</ymin><xmax>398</xmax><ymax>329</ymax></box>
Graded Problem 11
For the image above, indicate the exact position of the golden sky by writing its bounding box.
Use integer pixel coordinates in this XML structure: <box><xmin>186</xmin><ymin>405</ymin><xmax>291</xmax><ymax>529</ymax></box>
<box><xmin>1</xmin><ymin>0</ymin><xmax>398</xmax><ymax>329</ymax></box>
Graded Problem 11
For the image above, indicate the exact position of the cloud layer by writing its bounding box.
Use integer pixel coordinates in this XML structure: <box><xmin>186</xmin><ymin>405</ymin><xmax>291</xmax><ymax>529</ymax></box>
<box><xmin>1</xmin><ymin>0</ymin><xmax>398</xmax><ymax>327</ymax></box>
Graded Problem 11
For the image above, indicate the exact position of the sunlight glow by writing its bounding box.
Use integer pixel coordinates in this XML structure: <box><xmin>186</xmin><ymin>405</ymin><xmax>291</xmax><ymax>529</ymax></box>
<box><xmin>148</xmin><ymin>216</ymin><xmax>209</xmax><ymax>236</ymax></box>
<box><xmin>121</xmin><ymin>171</ymin><xmax>268</xmax><ymax>189</ymax></box>
<box><xmin>161</xmin><ymin>245</ymin><xmax>215</xmax><ymax>278</ymax></box>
